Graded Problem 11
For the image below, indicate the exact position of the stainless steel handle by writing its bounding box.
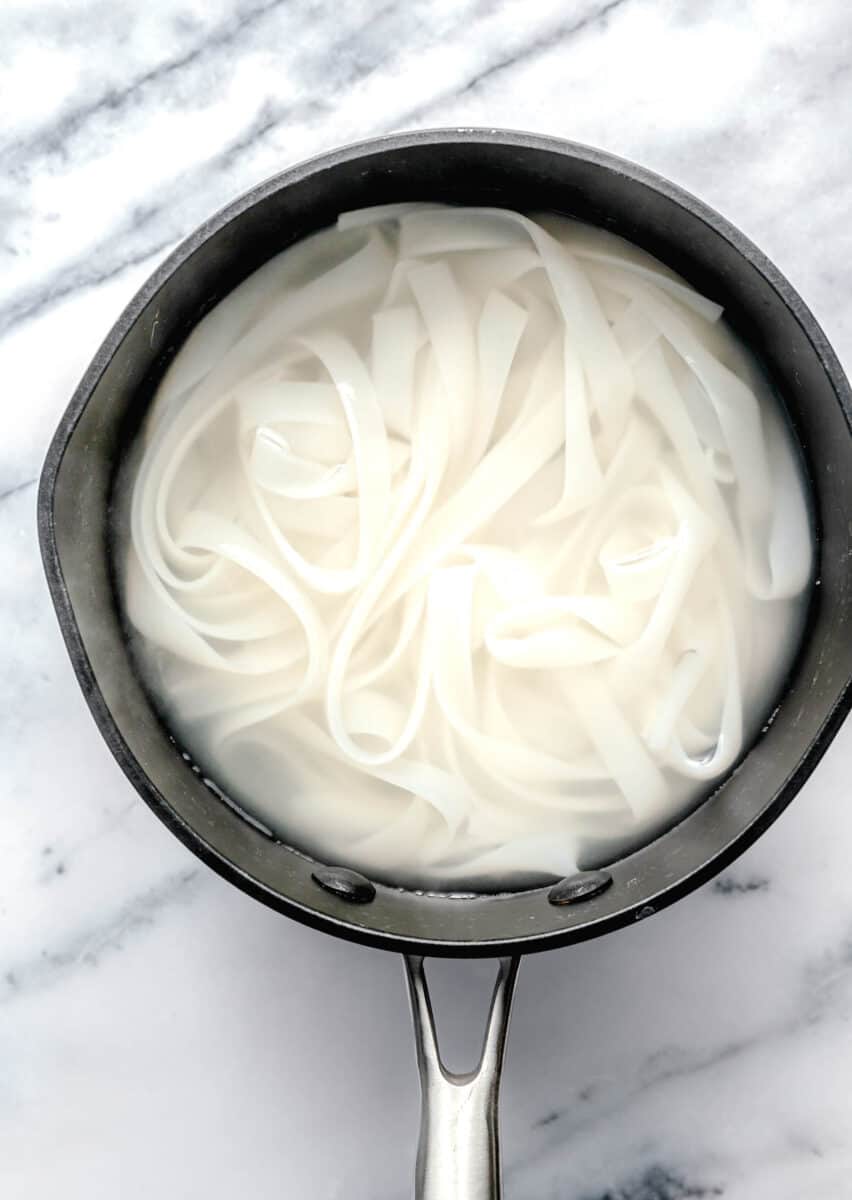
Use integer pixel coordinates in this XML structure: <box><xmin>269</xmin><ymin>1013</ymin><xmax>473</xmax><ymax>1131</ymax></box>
<box><xmin>404</xmin><ymin>955</ymin><xmax>521</xmax><ymax>1200</ymax></box>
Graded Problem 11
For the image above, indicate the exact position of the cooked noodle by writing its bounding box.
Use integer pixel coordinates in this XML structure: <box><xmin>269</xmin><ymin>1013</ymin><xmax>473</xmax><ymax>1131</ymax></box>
<box><xmin>122</xmin><ymin>205</ymin><xmax>812</xmax><ymax>885</ymax></box>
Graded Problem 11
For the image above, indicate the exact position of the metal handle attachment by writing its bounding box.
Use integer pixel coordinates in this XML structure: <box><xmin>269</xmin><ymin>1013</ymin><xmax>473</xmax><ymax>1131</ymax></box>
<box><xmin>404</xmin><ymin>955</ymin><xmax>521</xmax><ymax>1200</ymax></box>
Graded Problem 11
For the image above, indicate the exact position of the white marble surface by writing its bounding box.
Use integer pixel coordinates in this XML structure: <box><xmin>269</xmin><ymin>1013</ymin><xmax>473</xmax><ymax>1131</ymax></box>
<box><xmin>3</xmin><ymin>1</ymin><xmax>852</xmax><ymax>1196</ymax></box>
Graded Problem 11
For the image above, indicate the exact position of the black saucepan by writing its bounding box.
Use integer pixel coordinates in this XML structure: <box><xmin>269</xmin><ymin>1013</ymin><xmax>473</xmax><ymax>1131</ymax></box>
<box><xmin>38</xmin><ymin>130</ymin><xmax>852</xmax><ymax>1199</ymax></box>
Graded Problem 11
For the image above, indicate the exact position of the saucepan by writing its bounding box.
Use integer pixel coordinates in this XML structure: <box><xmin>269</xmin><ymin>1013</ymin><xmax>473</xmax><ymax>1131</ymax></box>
<box><xmin>38</xmin><ymin>130</ymin><xmax>852</xmax><ymax>1198</ymax></box>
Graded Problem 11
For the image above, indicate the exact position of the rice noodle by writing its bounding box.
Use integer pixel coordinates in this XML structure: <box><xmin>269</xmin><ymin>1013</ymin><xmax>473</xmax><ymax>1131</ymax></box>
<box><xmin>122</xmin><ymin>205</ymin><xmax>813</xmax><ymax>887</ymax></box>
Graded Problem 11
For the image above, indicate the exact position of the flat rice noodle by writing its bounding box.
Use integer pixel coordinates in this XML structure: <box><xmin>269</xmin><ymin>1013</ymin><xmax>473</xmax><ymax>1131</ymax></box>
<box><xmin>125</xmin><ymin>202</ymin><xmax>811</xmax><ymax>885</ymax></box>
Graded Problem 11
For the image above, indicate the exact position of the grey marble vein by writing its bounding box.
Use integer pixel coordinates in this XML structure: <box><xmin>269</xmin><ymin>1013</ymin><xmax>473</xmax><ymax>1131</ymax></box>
<box><xmin>1</xmin><ymin>867</ymin><xmax>201</xmax><ymax>1007</ymax></box>
<box><xmin>0</xmin><ymin>476</ymin><xmax>36</xmax><ymax>505</ymax></box>
<box><xmin>578</xmin><ymin>1164</ymin><xmax>724</xmax><ymax>1200</ymax></box>
<box><xmin>711</xmin><ymin>875</ymin><xmax>770</xmax><ymax>896</ymax></box>
<box><xmin>399</xmin><ymin>0</ymin><xmax>633</xmax><ymax>120</ymax></box>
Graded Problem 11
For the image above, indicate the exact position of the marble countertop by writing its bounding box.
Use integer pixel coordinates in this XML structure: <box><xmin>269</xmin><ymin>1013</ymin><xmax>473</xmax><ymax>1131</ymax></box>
<box><xmin>4</xmin><ymin>1</ymin><xmax>852</xmax><ymax>1196</ymax></box>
